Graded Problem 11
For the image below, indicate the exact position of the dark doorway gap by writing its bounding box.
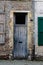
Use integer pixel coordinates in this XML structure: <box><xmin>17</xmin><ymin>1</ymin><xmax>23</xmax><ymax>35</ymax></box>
<box><xmin>14</xmin><ymin>13</ymin><xmax>27</xmax><ymax>24</ymax></box>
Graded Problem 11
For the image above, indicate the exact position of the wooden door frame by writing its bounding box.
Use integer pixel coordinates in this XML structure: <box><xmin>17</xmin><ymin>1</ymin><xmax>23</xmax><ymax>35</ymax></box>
<box><xmin>9</xmin><ymin>10</ymin><xmax>32</xmax><ymax>56</ymax></box>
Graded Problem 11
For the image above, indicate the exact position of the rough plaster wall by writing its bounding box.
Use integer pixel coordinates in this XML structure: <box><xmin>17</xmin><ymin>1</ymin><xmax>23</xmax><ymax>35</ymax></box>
<box><xmin>0</xmin><ymin>1</ymin><xmax>33</xmax><ymax>56</ymax></box>
<box><xmin>35</xmin><ymin>1</ymin><xmax>43</xmax><ymax>56</ymax></box>
<box><xmin>27</xmin><ymin>12</ymin><xmax>34</xmax><ymax>56</ymax></box>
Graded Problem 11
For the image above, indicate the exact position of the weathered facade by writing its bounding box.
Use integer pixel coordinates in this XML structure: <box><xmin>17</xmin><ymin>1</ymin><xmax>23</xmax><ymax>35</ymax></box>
<box><xmin>34</xmin><ymin>0</ymin><xmax>43</xmax><ymax>60</ymax></box>
<box><xmin>0</xmin><ymin>1</ymin><xmax>34</xmax><ymax>60</ymax></box>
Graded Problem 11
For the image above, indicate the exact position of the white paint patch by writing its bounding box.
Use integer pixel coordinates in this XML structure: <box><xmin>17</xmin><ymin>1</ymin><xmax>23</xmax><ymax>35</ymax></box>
<box><xmin>35</xmin><ymin>2</ymin><xmax>43</xmax><ymax>45</ymax></box>
<box><xmin>35</xmin><ymin>2</ymin><xmax>43</xmax><ymax>55</ymax></box>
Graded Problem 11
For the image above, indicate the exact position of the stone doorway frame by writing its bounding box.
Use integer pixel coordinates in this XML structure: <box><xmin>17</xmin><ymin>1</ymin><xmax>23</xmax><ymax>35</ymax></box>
<box><xmin>9</xmin><ymin>10</ymin><xmax>32</xmax><ymax>57</ymax></box>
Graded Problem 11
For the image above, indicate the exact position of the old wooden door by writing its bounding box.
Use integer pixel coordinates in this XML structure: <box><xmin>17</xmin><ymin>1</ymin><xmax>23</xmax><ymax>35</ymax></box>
<box><xmin>14</xmin><ymin>13</ymin><xmax>27</xmax><ymax>58</ymax></box>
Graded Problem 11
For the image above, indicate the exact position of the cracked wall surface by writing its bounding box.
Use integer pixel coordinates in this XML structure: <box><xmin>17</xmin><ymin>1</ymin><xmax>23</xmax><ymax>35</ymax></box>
<box><xmin>0</xmin><ymin>1</ymin><xmax>33</xmax><ymax>57</ymax></box>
